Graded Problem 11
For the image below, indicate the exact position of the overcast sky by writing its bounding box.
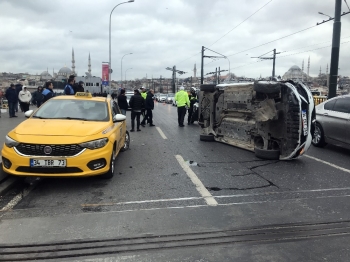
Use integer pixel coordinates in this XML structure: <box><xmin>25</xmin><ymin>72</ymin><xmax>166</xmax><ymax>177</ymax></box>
<box><xmin>0</xmin><ymin>0</ymin><xmax>349</xmax><ymax>81</ymax></box>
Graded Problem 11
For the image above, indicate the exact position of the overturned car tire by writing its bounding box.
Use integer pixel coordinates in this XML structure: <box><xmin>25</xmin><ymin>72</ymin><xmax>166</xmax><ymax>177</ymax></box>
<box><xmin>254</xmin><ymin>82</ymin><xmax>280</xmax><ymax>94</ymax></box>
<box><xmin>200</xmin><ymin>134</ymin><xmax>215</xmax><ymax>142</ymax></box>
<box><xmin>254</xmin><ymin>147</ymin><xmax>280</xmax><ymax>160</ymax></box>
<box><xmin>200</xmin><ymin>84</ymin><xmax>216</xmax><ymax>92</ymax></box>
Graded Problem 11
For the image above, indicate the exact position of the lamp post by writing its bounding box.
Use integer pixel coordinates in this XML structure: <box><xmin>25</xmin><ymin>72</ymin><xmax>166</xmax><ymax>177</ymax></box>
<box><xmin>224</xmin><ymin>56</ymin><xmax>231</xmax><ymax>82</ymax></box>
<box><xmin>318</xmin><ymin>11</ymin><xmax>332</xmax><ymax>19</ymax></box>
<box><xmin>109</xmin><ymin>0</ymin><xmax>134</xmax><ymax>88</ymax></box>
<box><xmin>121</xmin><ymin>53</ymin><xmax>133</xmax><ymax>88</ymax></box>
<box><xmin>125</xmin><ymin>68</ymin><xmax>132</xmax><ymax>88</ymax></box>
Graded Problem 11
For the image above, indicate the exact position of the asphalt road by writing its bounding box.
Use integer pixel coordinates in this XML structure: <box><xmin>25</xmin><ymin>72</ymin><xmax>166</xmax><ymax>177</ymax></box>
<box><xmin>1</xmin><ymin>101</ymin><xmax>350</xmax><ymax>261</ymax></box>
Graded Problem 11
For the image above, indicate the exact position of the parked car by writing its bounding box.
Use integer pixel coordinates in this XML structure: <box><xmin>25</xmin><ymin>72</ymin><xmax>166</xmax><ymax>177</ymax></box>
<box><xmin>165</xmin><ymin>94</ymin><xmax>175</xmax><ymax>104</ymax></box>
<box><xmin>125</xmin><ymin>92</ymin><xmax>133</xmax><ymax>109</ymax></box>
<box><xmin>312</xmin><ymin>95</ymin><xmax>350</xmax><ymax>149</ymax></box>
<box><xmin>198</xmin><ymin>81</ymin><xmax>315</xmax><ymax>160</ymax></box>
<box><xmin>158</xmin><ymin>94</ymin><xmax>167</xmax><ymax>103</ymax></box>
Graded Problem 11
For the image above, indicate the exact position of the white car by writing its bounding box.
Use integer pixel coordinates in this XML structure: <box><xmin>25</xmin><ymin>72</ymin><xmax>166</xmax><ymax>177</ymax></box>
<box><xmin>198</xmin><ymin>81</ymin><xmax>315</xmax><ymax>160</ymax></box>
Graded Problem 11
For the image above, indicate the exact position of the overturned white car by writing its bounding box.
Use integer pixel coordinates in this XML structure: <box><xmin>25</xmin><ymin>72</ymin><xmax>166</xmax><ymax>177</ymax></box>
<box><xmin>198</xmin><ymin>80</ymin><xmax>315</xmax><ymax>160</ymax></box>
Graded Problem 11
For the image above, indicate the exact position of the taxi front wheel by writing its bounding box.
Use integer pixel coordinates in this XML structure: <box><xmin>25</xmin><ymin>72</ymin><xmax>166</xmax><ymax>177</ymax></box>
<box><xmin>100</xmin><ymin>151</ymin><xmax>115</xmax><ymax>179</ymax></box>
<box><xmin>120</xmin><ymin>131</ymin><xmax>130</xmax><ymax>152</ymax></box>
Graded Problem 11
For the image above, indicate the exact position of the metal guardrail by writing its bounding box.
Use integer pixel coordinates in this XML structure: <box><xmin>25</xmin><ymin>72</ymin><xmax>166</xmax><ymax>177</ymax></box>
<box><xmin>313</xmin><ymin>96</ymin><xmax>327</xmax><ymax>106</ymax></box>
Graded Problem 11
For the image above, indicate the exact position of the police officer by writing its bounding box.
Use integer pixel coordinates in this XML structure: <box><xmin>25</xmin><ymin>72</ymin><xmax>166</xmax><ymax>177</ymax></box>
<box><xmin>188</xmin><ymin>87</ymin><xmax>198</xmax><ymax>125</ymax></box>
<box><xmin>175</xmin><ymin>86</ymin><xmax>190</xmax><ymax>127</ymax></box>
<box><xmin>140</xmin><ymin>87</ymin><xmax>147</xmax><ymax>123</ymax></box>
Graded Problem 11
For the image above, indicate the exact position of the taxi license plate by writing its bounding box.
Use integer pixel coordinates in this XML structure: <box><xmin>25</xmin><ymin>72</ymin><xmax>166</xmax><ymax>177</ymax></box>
<box><xmin>30</xmin><ymin>159</ymin><xmax>66</xmax><ymax>167</ymax></box>
<box><xmin>302</xmin><ymin>110</ymin><xmax>308</xmax><ymax>136</ymax></box>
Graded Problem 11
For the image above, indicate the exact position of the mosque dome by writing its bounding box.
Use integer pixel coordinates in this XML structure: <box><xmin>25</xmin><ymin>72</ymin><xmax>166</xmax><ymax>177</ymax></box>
<box><xmin>58</xmin><ymin>67</ymin><xmax>72</xmax><ymax>74</ymax></box>
<box><xmin>40</xmin><ymin>71</ymin><xmax>52</xmax><ymax>77</ymax></box>
<box><xmin>282</xmin><ymin>65</ymin><xmax>306</xmax><ymax>81</ymax></box>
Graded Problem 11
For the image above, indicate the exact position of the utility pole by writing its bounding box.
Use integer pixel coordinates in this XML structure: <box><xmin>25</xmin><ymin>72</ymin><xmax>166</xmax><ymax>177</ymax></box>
<box><xmin>272</xmin><ymin>49</ymin><xmax>277</xmax><ymax>78</ymax></box>
<box><xmin>201</xmin><ymin>46</ymin><xmax>204</xmax><ymax>84</ymax></box>
<box><xmin>329</xmin><ymin>0</ymin><xmax>342</xmax><ymax>99</ymax></box>
<box><xmin>165</xmin><ymin>66</ymin><xmax>186</xmax><ymax>93</ymax></box>
<box><xmin>200</xmin><ymin>46</ymin><xmax>226</xmax><ymax>85</ymax></box>
<box><xmin>251</xmin><ymin>49</ymin><xmax>280</xmax><ymax>79</ymax></box>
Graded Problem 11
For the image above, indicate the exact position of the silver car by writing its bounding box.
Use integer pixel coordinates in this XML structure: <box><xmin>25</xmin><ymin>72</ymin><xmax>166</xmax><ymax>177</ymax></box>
<box><xmin>312</xmin><ymin>95</ymin><xmax>350</xmax><ymax>149</ymax></box>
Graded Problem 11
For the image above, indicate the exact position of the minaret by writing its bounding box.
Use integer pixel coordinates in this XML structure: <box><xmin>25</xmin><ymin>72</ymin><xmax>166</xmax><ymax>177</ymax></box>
<box><xmin>307</xmin><ymin>56</ymin><xmax>310</xmax><ymax>82</ymax></box>
<box><xmin>194</xmin><ymin>63</ymin><xmax>197</xmax><ymax>78</ymax></box>
<box><xmin>72</xmin><ymin>48</ymin><xmax>75</xmax><ymax>75</ymax></box>
<box><xmin>88</xmin><ymin>53</ymin><xmax>91</xmax><ymax>75</ymax></box>
<box><xmin>301</xmin><ymin>60</ymin><xmax>304</xmax><ymax>81</ymax></box>
<box><xmin>319</xmin><ymin>66</ymin><xmax>321</xmax><ymax>76</ymax></box>
<box><xmin>326</xmin><ymin>64</ymin><xmax>328</xmax><ymax>75</ymax></box>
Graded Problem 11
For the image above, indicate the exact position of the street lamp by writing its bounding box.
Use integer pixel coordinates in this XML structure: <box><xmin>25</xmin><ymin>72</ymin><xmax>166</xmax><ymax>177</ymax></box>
<box><xmin>109</xmin><ymin>0</ymin><xmax>134</xmax><ymax>88</ymax></box>
<box><xmin>125</xmin><ymin>68</ymin><xmax>132</xmax><ymax>87</ymax></box>
<box><xmin>318</xmin><ymin>11</ymin><xmax>332</xmax><ymax>19</ymax></box>
<box><xmin>121</xmin><ymin>53</ymin><xmax>133</xmax><ymax>88</ymax></box>
<box><xmin>224</xmin><ymin>56</ymin><xmax>231</xmax><ymax>82</ymax></box>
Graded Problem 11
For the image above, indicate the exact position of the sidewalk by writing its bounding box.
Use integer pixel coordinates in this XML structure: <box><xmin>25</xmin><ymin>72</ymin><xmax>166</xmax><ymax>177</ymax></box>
<box><xmin>0</xmin><ymin>109</ymin><xmax>27</xmax><ymax>182</ymax></box>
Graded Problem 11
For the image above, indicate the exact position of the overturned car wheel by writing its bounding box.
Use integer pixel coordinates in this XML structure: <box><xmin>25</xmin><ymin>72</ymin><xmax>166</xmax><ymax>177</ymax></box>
<box><xmin>200</xmin><ymin>134</ymin><xmax>215</xmax><ymax>142</ymax></box>
<box><xmin>200</xmin><ymin>84</ymin><xmax>216</xmax><ymax>92</ymax></box>
<box><xmin>254</xmin><ymin>147</ymin><xmax>280</xmax><ymax>160</ymax></box>
<box><xmin>254</xmin><ymin>82</ymin><xmax>280</xmax><ymax>94</ymax></box>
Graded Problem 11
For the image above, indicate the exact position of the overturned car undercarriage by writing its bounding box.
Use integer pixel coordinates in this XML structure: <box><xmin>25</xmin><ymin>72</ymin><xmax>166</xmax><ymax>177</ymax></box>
<box><xmin>198</xmin><ymin>81</ymin><xmax>315</xmax><ymax>160</ymax></box>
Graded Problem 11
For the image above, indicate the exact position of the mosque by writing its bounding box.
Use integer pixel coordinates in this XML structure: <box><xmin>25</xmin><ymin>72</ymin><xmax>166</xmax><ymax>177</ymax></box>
<box><xmin>38</xmin><ymin>48</ymin><xmax>102</xmax><ymax>92</ymax></box>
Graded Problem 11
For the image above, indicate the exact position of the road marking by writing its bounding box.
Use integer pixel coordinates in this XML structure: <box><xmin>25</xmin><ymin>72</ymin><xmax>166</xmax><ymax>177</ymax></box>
<box><xmin>81</xmin><ymin>196</ymin><xmax>204</xmax><ymax>207</ymax></box>
<box><xmin>156</xmin><ymin>127</ymin><xmax>167</xmax><ymax>139</ymax></box>
<box><xmin>305</xmin><ymin>155</ymin><xmax>350</xmax><ymax>174</ymax></box>
<box><xmin>175</xmin><ymin>155</ymin><xmax>218</xmax><ymax>206</ymax></box>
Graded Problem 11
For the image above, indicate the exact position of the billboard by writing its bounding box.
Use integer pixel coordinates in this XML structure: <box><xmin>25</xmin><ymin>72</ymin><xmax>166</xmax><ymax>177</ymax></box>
<box><xmin>102</xmin><ymin>63</ymin><xmax>109</xmax><ymax>86</ymax></box>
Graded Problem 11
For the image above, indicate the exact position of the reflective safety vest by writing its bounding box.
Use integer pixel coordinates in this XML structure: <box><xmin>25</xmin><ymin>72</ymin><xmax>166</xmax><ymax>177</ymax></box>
<box><xmin>141</xmin><ymin>92</ymin><xmax>147</xmax><ymax>99</ymax></box>
<box><xmin>175</xmin><ymin>90</ymin><xmax>190</xmax><ymax>107</ymax></box>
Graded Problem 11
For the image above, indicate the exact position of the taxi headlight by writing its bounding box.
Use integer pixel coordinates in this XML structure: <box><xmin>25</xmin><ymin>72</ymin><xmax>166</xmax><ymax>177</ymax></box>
<box><xmin>79</xmin><ymin>138</ymin><xmax>108</xmax><ymax>150</ymax></box>
<box><xmin>5</xmin><ymin>135</ymin><xmax>19</xmax><ymax>148</ymax></box>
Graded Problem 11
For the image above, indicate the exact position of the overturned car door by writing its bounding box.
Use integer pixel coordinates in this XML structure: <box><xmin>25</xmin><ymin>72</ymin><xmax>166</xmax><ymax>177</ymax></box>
<box><xmin>198</xmin><ymin>81</ymin><xmax>315</xmax><ymax>160</ymax></box>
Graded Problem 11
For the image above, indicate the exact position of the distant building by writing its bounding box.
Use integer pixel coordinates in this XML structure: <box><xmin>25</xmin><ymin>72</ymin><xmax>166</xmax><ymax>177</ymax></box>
<box><xmin>282</xmin><ymin>65</ymin><xmax>308</xmax><ymax>81</ymax></box>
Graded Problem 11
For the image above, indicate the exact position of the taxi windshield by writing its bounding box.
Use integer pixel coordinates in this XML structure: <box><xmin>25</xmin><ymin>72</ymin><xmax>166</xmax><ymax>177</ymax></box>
<box><xmin>33</xmin><ymin>99</ymin><xmax>110</xmax><ymax>121</ymax></box>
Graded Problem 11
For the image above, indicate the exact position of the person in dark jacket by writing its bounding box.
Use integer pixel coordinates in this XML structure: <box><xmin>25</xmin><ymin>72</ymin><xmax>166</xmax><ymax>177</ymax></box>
<box><xmin>117</xmin><ymin>89</ymin><xmax>128</xmax><ymax>116</ymax></box>
<box><xmin>42</xmin><ymin>81</ymin><xmax>55</xmax><ymax>103</ymax></box>
<box><xmin>75</xmin><ymin>81</ymin><xmax>85</xmax><ymax>93</ymax></box>
<box><xmin>15</xmin><ymin>83</ymin><xmax>23</xmax><ymax>112</ymax></box>
<box><xmin>141</xmin><ymin>89</ymin><xmax>155</xmax><ymax>127</ymax></box>
<box><xmin>128</xmin><ymin>89</ymin><xmax>144</xmax><ymax>132</ymax></box>
<box><xmin>5</xmin><ymin>84</ymin><xmax>18</xmax><ymax>118</ymax></box>
<box><xmin>31</xmin><ymin>86</ymin><xmax>44</xmax><ymax>107</ymax></box>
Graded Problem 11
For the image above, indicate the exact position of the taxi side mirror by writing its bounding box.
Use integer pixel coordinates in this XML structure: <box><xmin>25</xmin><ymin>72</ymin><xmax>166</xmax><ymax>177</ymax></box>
<box><xmin>113</xmin><ymin>114</ymin><xmax>126</xmax><ymax>122</ymax></box>
<box><xmin>24</xmin><ymin>110</ymin><xmax>34</xmax><ymax>118</ymax></box>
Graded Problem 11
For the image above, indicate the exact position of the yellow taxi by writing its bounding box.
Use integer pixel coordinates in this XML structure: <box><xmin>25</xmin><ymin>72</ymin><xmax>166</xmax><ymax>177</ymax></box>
<box><xmin>1</xmin><ymin>92</ymin><xmax>129</xmax><ymax>179</ymax></box>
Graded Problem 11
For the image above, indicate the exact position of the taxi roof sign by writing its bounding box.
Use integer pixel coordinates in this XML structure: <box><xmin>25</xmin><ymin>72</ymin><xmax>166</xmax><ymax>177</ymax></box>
<box><xmin>75</xmin><ymin>92</ymin><xmax>92</xmax><ymax>98</ymax></box>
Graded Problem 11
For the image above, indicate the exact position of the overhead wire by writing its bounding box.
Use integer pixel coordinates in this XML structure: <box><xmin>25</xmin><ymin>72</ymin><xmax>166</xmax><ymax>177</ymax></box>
<box><xmin>207</xmin><ymin>0</ymin><xmax>273</xmax><ymax>48</ymax></box>
<box><xmin>225</xmin><ymin>25</ymin><xmax>318</xmax><ymax>57</ymax></box>
<box><xmin>176</xmin><ymin>0</ymin><xmax>273</xmax><ymax>65</ymax></box>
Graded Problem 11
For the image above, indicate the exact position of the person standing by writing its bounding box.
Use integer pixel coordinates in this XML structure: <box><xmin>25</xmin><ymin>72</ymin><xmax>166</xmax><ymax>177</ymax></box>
<box><xmin>117</xmin><ymin>89</ymin><xmax>128</xmax><ymax>116</ymax></box>
<box><xmin>141</xmin><ymin>89</ymin><xmax>155</xmax><ymax>127</ymax></box>
<box><xmin>15</xmin><ymin>83</ymin><xmax>23</xmax><ymax>112</ymax></box>
<box><xmin>175</xmin><ymin>86</ymin><xmax>190</xmax><ymax>127</ymax></box>
<box><xmin>5</xmin><ymin>84</ymin><xmax>18</xmax><ymax>118</ymax></box>
<box><xmin>140</xmin><ymin>87</ymin><xmax>147</xmax><ymax>123</ymax></box>
<box><xmin>18</xmin><ymin>86</ymin><xmax>32</xmax><ymax>112</ymax></box>
<box><xmin>31</xmin><ymin>86</ymin><xmax>44</xmax><ymax>108</ymax></box>
<box><xmin>42</xmin><ymin>81</ymin><xmax>55</xmax><ymax>103</ymax></box>
<box><xmin>0</xmin><ymin>88</ymin><xmax>4</xmax><ymax>118</ymax></box>
<box><xmin>75</xmin><ymin>81</ymin><xmax>85</xmax><ymax>93</ymax></box>
<box><xmin>64</xmin><ymin>77</ymin><xmax>75</xmax><ymax>95</ymax></box>
<box><xmin>128</xmin><ymin>89</ymin><xmax>144</xmax><ymax>132</ymax></box>
<box><xmin>187</xmin><ymin>87</ymin><xmax>198</xmax><ymax>125</ymax></box>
